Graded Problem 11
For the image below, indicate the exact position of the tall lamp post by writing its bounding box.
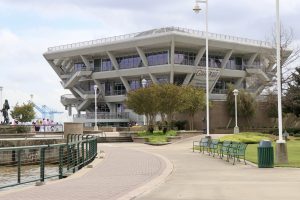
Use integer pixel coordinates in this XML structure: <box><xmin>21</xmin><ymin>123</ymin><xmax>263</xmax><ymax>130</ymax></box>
<box><xmin>141</xmin><ymin>79</ymin><xmax>147</xmax><ymax>126</ymax></box>
<box><xmin>233</xmin><ymin>89</ymin><xmax>239</xmax><ymax>134</ymax></box>
<box><xmin>193</xmin><ymin>0</ymin><xmax>210</xmax><ymax>136</ymax></box>
<box><xmin>94</xmin><ymin>85</ymin><xmax>98</xmax><ymax>131</ymax></box>
<box><xmin>0</xmin><ymin>86</ymin><xmax>3</xmax><ymax>124</ymax></box>
<box><xmin>275</xmin><ymin>0</ymin><xmax>288</xmax><ymax>163</ymax></box>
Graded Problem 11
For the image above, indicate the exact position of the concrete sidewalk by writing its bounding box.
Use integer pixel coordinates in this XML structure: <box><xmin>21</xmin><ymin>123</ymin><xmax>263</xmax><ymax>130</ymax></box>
<box><xmin>0</xmin><ymin>144</ymin><xmax>167</xmax><ymax>200</ymax></box>
<box><xmin>1</xmin><ymin>135</ymin><xmax>300</xmax><ymax>200</ymax></box>
<box><xmin>119</xmin><ymin>135</ymin><xmax>300</xmax><ymax>200</ymax></box>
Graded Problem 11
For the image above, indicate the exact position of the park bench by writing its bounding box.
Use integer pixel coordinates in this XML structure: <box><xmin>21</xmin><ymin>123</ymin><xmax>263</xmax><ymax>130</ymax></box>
<box><xmin>228</xmin><ymin>142</ymin><xmax>248</xmax><ymax>165</ymax></box>
<box><xmin>226</xmin><ymin>142</ymin><xmax>239</xmax><ymax>162</ymax></box>
<box><xmin>219</xmin><ymin>140</ymin><xmax>231</xmax><ymax>159</ymax></box>
<box><xmin>193</xmin><ymin>137</ymin><xmax>210</xmax><ymax>153</ymax></box>
<box><xmin>208</xmin><ymin>139</ymin><xmax>219</xmax><ymax>157</ymax></box>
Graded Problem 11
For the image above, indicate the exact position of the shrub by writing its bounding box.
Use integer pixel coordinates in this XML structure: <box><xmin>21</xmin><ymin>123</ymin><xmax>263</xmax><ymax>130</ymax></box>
<box><xmin>16</xmin><ymin>126</ymin><xmax>31</xmax><ymax>133</ymax></box>
<box><xmin>219</xmin><ymin>132</ymin><xmax>272</xmax><ymax>144</ymax></box>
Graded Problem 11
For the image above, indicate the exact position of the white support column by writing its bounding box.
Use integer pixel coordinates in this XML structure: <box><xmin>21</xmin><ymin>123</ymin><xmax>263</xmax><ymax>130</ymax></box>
<box><xmin>247</xmin><ymin>53</ymin><xmax>258</xmax><ymax>66</ymax></box>
<box><xmin>136</xmin><ymin>46</ymin><xmax>158</xmax><ymax>84</ymax></box>
<box><xmin>149</xmin><ymin>73</ymin><xmax>158</xmax><ymax>84</ymax></box>
<box><xmin>106</xmin><ymin>51</ymin><xmax>119</xmax><ymax>70</ymax></box>
<box><xmin>120</xmin><ymin>76</ymin><xmax>131</xmax><ymax>92</ymax></box>
<box><xmin>234</xmin><ymin>77</ymin><xmax>245</xmax><ymax>88</ymax></box>
<box><xmin>170</xmin><ymin>39</ymin><xmax>175</xmax><ymax>84</ymax></box>
<box><xmin>221</xmin><ymin>50</ymin><xmax>233</xmax><ymax>69</ymax></box>
<box><xmin>182</xmin><ymin>73</ymin><xmax>194</xmax><ymax>85</ymax></box>
<box><xmin>54</xmin><ymin>58</ymin><xmax>64</xmax><ymax>66</ymax></box>
<box><xmin>194</xmin><ymin>47</ymin><xmax>206</xmax><ymax>66</ymax></box>
<box><xmin>65</xmin><ymin>61</ymin><xmax>73</xmax><ymax>72</ymax></box>
<box><xmin>94</xmin><ymin>79</ymin><xmax>104</xmax><ymax>97</ymax></box>
<box><xmin>61</xmin><ymin>59</ymin><xmax>69</xmax><ymax>68</ymax></box>
<box><xmin>80</xmin><ymin>55</ymin><xmax>91</xmax><ymax>70</ymax></box>
<box><xmin>46</xmin><ymin>59</ymin><xmax>64</xmax><ymax>75</ymax></box>
<box><xmin>136</xmin><ymin>47</ymin><xmax>148</xmax><ymax>67</ymax></box>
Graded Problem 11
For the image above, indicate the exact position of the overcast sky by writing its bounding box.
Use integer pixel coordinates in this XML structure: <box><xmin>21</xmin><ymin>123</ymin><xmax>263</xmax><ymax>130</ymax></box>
<box><xmin>0</xmin><ymin>0</ymin><xmax>299</xmax><ymax>122</ymax></box>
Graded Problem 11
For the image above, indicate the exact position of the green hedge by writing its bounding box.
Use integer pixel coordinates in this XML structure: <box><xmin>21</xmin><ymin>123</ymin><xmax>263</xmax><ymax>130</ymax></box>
<box><xmin>219</xmin><ymin>132</ymin><xmax>272</xmax><ymax>144</ymax></box>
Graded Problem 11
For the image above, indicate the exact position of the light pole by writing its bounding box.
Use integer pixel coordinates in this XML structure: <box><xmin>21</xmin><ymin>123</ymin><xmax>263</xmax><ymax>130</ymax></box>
<box><xmin>275</xmin><ymin>0</ymin><xmax>288</xmax><ymax>163</ymax></box>
<box><xmin>0</xmin><ymin>86</ymin><xmax>3</xmax><ymax>124</ymax></box>
<box><xmin>141</xmin><ymin>79</ymin><xmax>147</xmax><ymax>126</ymax></box>
<box><xmin>233</xmin><ymin>89</ymin><xmax>239</xmax><ymax>134</ymax></box>
<box><xmin>93</xmin><ymin>85</ymin><xmax>98</xmax><ymax>131</ymax></box>
<box><xmin>193</xmin><ymin>0</ymin><xmax>210</xmax><ymax>136</ymax></box>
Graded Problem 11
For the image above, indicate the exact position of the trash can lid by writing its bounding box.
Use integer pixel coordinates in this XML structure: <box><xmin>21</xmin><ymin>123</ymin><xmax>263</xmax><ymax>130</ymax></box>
<box><xmin>259</xmin><ymin>140</ymin><xmax>272</xmax><ymax>147</ymax></box>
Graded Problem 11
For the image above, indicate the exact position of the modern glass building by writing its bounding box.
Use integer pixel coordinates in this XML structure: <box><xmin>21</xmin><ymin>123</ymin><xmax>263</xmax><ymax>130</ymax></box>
<box><xmin>44</xmin><ymin>27</ymin><xmax>290</xmax><ymax>128</ymax></box>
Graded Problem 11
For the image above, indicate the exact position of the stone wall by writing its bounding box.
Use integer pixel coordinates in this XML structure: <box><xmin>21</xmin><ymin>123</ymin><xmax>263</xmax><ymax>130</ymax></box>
<box><xmin>64</xmin><ymin>122</ymin><xmax>83</xmax><ymax>138</ymax></box>
<box><xmin>176</xmin><ymin>101</ymin><xmax>273</xmax><ymax>131</ymax></box>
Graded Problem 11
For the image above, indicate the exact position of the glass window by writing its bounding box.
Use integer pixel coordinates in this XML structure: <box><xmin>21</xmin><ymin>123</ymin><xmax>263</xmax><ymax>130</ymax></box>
<box><xmin>117</xmin><ymin>55</ymin><xmax>142</xmax><ymax>69</ymax></box>
<box><xmin>174</xmin><ymin>50</ymin><xmax>196</xmax><ymax>65</ymax></box>
<box><xmin>146</xmin><ymin>51</ymin><xmax>168</xmax><ymax>66</ymax></box>
<box><xmin>74</xmin><ymin>63</ymin><xmax>85</xmax><ymax>71</ymax></box>
<box><xmin>94</xmin><ymin>59</ymin><xmax>101</xmax><ymax>72</ymax></box>
<box><xmin>129</xmin><ymin>80</ymin><xmax>141</xmax><ymax>90</ymax></box>
<box><xmin>101</xmin><ymin>59</ymin><xmax>113</xmax><ymax>71</ymax></box>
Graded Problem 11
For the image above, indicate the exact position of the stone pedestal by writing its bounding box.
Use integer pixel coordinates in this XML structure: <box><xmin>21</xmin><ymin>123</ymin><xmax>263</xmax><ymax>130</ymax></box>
<box><xmin>275</xmin><ymin>141</ymin><xmax>288</xmax><ymax>164</ymax></box>
<box><xmin>64</xmin><ymin>122</ymin><xmax>83</xmax><ymax>139</ymax></box>
<box><xmin>234</xmin><ymin>126</ymin><xmax>239</xmax><ymax>134</ymax></box>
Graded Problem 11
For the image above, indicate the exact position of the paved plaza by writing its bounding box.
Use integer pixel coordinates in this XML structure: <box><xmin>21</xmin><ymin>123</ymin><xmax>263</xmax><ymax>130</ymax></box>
<box><xmin>1</xmin><ymin>135</ymin><xmax>300</xmax><ymax>200</ymax></box>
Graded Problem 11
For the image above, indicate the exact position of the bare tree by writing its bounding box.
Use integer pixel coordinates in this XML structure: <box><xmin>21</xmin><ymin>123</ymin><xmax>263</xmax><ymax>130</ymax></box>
<box><xmin>266</xmin><ymin>25</ymin><xmax>300</xmax><ymax>93</ymax></box>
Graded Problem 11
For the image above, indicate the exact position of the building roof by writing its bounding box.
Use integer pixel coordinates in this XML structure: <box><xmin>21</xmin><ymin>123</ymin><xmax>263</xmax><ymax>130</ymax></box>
<box><xmin>46</xmin><ymin>26</ymin><xmax>273</xmax><ymax>53</ymax></box>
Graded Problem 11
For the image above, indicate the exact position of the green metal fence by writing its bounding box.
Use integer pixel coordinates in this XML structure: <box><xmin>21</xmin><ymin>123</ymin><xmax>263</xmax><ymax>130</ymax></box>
<box><xmin>0</xmin><ymin>134</ymin><xmax>98</xmax><ymax>189</ymax></box>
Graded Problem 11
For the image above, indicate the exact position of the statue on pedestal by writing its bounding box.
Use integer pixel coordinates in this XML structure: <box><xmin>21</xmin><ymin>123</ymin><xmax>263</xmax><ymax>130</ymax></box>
<box><xmin>1</xmin><ymin>99</ymin><xmax>10</xmax><ymax>124</ymax></box>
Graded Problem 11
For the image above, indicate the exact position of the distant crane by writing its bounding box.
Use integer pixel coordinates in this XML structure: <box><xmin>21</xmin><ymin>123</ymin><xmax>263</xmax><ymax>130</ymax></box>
<box><xmin>29</xmin><ymin>94</ymin><xmax>63</xmax><ymax>121</ymax></box>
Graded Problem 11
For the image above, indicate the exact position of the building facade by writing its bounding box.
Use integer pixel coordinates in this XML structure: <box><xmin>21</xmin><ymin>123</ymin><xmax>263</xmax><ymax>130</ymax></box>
<box><xmin>44</xmin><ymin>27</ymin><xmax>286</xmax><ymax>128</ymax></box>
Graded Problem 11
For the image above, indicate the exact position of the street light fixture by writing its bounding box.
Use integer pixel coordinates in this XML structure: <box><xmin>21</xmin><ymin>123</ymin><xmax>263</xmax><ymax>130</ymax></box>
<box><xmin>93</xmin><ymin>85</ymin><xmax>98</xmax><ymax>131</ymax></box>
<box><xmin>141</xmin><ymin>79</ymin><xmax>147</xmax><ymax>126</ymax></box>
<box><xmin>233</xmin><ymin>89</ymin><xmax>239</xmax><ymax>134</ymax></box>
<box><xmin>193</xmin><ymin>0</ymin><xmax>210</xmax><ymax>136</ymax></box>
<box><xmin>275</xmin><ymin>0</ymin><xmax>288</xmax><ymax>163</ymax></box>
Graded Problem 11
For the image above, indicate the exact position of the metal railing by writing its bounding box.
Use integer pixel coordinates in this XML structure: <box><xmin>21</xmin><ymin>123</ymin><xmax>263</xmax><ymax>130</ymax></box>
<box><xmin>73</xmin><ymin>112</ymin><xmax>130</xmax><ymax>120</ymax></box>
<box><xmin>0</xmin><ymin>134</ymin><xmax>97</xmax><ymax>190</ymax></box>
<box><xmin>47</xmin><ymin>26</ymin><xmax>272</xmax><ymax>52</ymax></box>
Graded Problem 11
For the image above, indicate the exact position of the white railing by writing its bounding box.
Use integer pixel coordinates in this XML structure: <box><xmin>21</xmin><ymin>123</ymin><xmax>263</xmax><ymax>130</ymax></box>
<box><xmin>47</xmin><ymin>26</ymin><xmax>272</xmax><ymax>52</ymax></box>
<box><xmin>73</xmin><ymin>112</ymin><xmax>130</xmax><ymax>120</ymax></box>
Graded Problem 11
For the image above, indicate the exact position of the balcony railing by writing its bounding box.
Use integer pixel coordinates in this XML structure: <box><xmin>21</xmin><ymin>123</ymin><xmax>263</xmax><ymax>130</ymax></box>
<box><xmin>47</xmin><ymin>26</ymin><xmax>272</xmax><ymax>52</ymax></box>
<box><xmin>73</xmin><ymin>112</ymin><xmax>130</xmax><ymax>120</ymax></box>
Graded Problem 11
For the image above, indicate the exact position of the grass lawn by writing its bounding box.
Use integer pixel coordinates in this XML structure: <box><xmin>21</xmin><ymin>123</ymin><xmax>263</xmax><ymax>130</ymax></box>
<box><xmin>246</xmin><ymin>139</ymin><xmax>300</xmax><ymax>167</ymax></box>
<box><xmin>217</xmin><ymin>132</ymin><xmax>300</xmax><ymax>167</ymax></box>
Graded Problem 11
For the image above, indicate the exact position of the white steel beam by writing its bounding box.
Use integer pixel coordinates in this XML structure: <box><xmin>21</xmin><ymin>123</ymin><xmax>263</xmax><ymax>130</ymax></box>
<box><xmin>182</xmin><ymin>73</ymin><xmax>194</xmax><ymax>86</ymax></box>
<box><xmin>194</xmin><ymin>47</ymin><xmax>206</xmax><ymax>66</ymax></box>
<box><xmin>80</xmin><ymin>55</ymin><xmax>91</xmax><ymax>69</ymax></box>
<box><xmin>149</xmin><ymin>73</ymin><xmax>158</xmax><ymax>84</ymax></box>
<box><xmin>65</xmin><ymin>61</ymin><xmax>73</xmax><ymax>72</ymax></box>
<box><xmin>136</xmin><ymin>47</ymin><xmax>148</xmax><ymax>67</ymax></box>
<box><xmin>106</xmin><ymin>51</ymin><xmax>119</xmax><ymax>70</ymax></box>
<box><xmin>247</xmin><ymin>53</ymin><xmax>258</xmax><ymax>66</ymax></box>
<box><xmin>46</xmin><ymin>59</ymin><xmax>64</xmax><ymax>76</ymax></box>
<box><xmin>221</xmin><ymin>50</ymin><xmax>233</xmax><ymax>69</ymax></box>
<box><xmin>234</xmin><ymin>77</ymin><xmax>245</xmax><ymax>88</ymax></box>
<box><xmin>120</xmin><ymin>76</ymin><xmax>131</xmax><ymax>92</ymax></box>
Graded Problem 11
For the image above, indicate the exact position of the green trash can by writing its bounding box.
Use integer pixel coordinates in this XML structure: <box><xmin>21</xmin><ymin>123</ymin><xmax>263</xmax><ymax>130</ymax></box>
<box><xmin>257</xmin><ymin>140</ymin><xmax>274</xmax><ymax>168</ymax></box>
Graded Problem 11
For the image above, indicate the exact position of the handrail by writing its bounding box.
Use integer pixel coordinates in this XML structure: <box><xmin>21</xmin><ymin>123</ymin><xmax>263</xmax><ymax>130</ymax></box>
<box><xmin>0</xmin><ymin>134</ymin><xmax>98</xmax><ymax>190</ymax></box>
<box><xmin>47</xmin><ymin>26</ymin><xmax>272</xmax><ymax>52</ymax></box>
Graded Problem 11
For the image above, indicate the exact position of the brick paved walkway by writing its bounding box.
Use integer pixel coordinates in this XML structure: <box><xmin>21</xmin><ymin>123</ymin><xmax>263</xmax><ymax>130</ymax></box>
<box><xmin>0</xmin><ymin>144</ymin><xmax>166</xmax><ymax>200</ymax></box>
